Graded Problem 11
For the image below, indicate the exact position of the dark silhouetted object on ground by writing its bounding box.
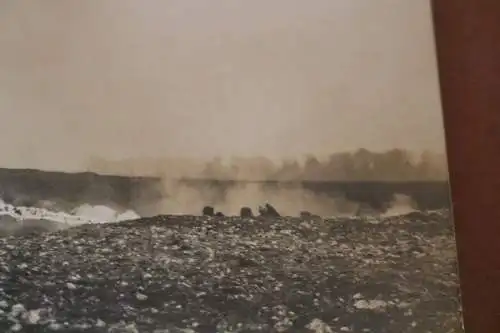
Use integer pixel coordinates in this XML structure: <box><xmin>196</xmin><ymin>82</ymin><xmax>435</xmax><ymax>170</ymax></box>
<box><xmin>202</xmin><ymin>206</ymin><xmax>214</xmax><ymax>216</ymax></box>
<box><xmin>300</xmin><ymin>210</ymin><xmax>321</xmax><ymax>219</ymax></box>
<box><xmin>258</xmin><ymin>203</ymin><xmax>281</xmax><ymax>217</ymax></box>
<box><xmin>240</xmin><ymin>207</ymin><xmax>253</xmax><ymax>218</ymax></box>
<box><xmin>300</xmin><ymin>211</ymin><xmax>312</xmax><ymax>218</ymax></box>
<box><xmin>215</xmin><ymin>212</ymin><xmax>225</xmax><ymax>217</ymax></box>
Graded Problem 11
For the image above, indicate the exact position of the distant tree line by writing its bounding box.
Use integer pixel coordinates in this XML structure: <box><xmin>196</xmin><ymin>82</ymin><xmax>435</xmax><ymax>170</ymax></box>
<box><xmin>200</xmin><ymin>149</ymin><xmax>447</xmax><ymax>181</ymax></box>
<box><xmin>87</xmin><ymin>148</ymin><xmax>448</xmax><ymax>182</ymax></box>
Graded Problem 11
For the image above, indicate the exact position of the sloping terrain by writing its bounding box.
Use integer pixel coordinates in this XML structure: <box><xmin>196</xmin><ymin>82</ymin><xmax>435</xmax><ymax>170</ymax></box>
<box><xmin>0</xmin><ymin>211</ymin><xmax>462</xmax><ymax>333</ymax></box>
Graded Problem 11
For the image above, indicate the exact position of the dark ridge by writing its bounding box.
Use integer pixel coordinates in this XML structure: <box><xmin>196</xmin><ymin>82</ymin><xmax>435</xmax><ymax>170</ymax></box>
<box><xmin>0</xmin><ymin>168</ymin><xmax>450</xmax><ymax>215</ymax></box>
<box><xmin>0</xmin><ymin>168</ymin><xmax>163</xmax><ymax>215</ymax></box>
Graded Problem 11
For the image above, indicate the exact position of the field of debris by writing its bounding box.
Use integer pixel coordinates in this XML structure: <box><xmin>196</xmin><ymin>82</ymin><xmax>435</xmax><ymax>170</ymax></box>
<box><xmin>0</xmin><ymin>210</ymin><xmax>462</xmax><ymax>333</ymax></box>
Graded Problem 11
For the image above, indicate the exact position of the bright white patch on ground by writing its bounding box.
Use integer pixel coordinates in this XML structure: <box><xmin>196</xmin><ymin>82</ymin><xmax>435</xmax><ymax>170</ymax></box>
<box><xmin>0</xmin><ymin>199</ymin><xmax>140</xmax><ymax>225</ymax></box>
<box><xmin>306</xmin><ymin>318</ymin><xmax>334</xmax><ymax>333</ymax></box>
<box><xmin>353</xmin><ymin>299</ymin><xmax>388</xmax><ymax>311</ymax></box>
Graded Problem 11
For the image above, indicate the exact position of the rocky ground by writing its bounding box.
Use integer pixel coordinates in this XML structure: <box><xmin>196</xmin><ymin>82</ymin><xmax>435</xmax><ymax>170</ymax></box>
<box><xmin>0</xmin><ymin>211</ymin><xmax>463</xmax><ymax>333</ymax></box>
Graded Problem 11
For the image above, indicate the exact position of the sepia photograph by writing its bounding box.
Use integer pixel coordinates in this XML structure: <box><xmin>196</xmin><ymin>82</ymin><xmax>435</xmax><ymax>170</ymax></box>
<box><xmin>0</xmin><ymin>1</ymin><xmax>463</xmax><ymax>332</ymax></box>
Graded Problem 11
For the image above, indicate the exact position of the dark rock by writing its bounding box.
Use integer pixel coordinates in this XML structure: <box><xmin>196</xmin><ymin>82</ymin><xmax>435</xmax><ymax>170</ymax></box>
<box><xmin>258</xmin><ymin>203</ymin><xmax>281</xmax><ymax>217</ymax></box>
<box><xmin>240</xmin><ymin>206</ymin><xmax>254</xmax><ymax>218</ymax></box>
<box><xmin>215</xmin><ymin>211</ymin><xmax>225</xmax><ymax>217</ymax></box>
<box><xmin>300</xmin><ymin>211</ymin><xmax>312</xmax><ymax>218</ymax></box>
<box><xmin>202</xmin><ymin>206</ymin><xmax>214</xmax><ymax>216</ymax></box>
<box><xmin>300</xmin><ymin>211</ymin><xmax>321</xmax><ymax>219</ymax></box>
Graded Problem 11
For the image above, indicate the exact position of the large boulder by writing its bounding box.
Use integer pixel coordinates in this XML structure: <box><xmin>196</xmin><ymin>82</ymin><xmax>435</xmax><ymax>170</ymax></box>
<box><xmin>240</xmin><ymin>206</ymin><xmax>253</xmax><ymax>218</ymax></box>
<box><xmin>258</xmin><ymin>203</ymin><xmax>281</xmax><ymax>218</ymax></box>
<box><xmin>202</xmin><ymin>206</ymin><xmax>214</xmax><ymax>216</ymax></box>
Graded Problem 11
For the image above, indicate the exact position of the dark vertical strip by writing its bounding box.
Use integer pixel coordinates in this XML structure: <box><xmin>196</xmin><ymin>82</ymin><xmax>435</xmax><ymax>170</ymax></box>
<box><xmin>432</xmin><ymin>1</ymin><xmax>500</xmax><ymax>332</ymax></box>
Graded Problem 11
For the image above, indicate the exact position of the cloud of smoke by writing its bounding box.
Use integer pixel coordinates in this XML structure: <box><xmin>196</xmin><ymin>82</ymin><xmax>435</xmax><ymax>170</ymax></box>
<box><xmin>83</xmin><ymin>151</ymin><xmax>448</xmax><ymax>217</ymax></box>
<box><xmin>381</xmin><ymin>194</ymin><xmax>418</xmax><ymax>217</ymax></box>
<box><xmin>146</xmin><ymin>178</ymin><xmax>359</xmax><ymax>217</ymax></box>
<box><xmin>0</xmin><ymin>150</ymin><xmax>447</xmax><ymax>219</ymax></box>
<box><xmin>136</xmin><ymin>177</ymin><xmax>426</xmax><ymax>218</ymax></box>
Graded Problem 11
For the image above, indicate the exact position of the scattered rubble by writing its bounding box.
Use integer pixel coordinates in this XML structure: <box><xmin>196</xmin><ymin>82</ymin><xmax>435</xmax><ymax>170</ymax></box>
<box><xmin>0</xmin><ymin>210</ymin><xmax>462</xmax><ymax>332</ymax></box>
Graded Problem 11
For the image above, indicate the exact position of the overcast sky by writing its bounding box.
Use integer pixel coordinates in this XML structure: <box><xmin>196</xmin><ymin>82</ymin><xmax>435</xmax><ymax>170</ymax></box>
<box><xmin>0</xmin><ymin>0</ymin><xmax>445</xmax><ymax>171</ymax></box>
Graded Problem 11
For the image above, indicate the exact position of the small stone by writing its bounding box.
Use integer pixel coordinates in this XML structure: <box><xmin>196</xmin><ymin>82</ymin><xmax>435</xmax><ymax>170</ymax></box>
<box><xmin>11</xmin><ymin>304</ymin><xmax>26</xmax><ymax>317</ymax></box>
<box><xmin>25</xmin><ymin>309</ymin><xmax>42</xmax><ymax>325</ymax></box>
<box><xmin>69</xmin><ymin>274</ymin><xmax>81</xmax><ymax>281</ymax></box>
<box><xmin>299</xmin><ymin>222</ymin><xmax>312</xmax><ymax>230</ymax></box>
<box><xmin>17</xmin><ymin>263</ymin><xmax>28</xmax><ymax>270</ymax></box>
<box><xmin>72</xmin><ymin>323</ymin><xmax>91</xmax><ymax>330</ymax></box>
<box><xmin>124</xmin><ymin>323</ymin><xmax>139</xmax><ymax>333</ymax></box>
<box><xmin>66</xmin><ymin>282</ymin><xmax>77</xmax><ymax>290</ymax></box>
<box><xmin>354</xmin><ymin>299</ymin><xmax>387</xmax><ymax>311</ymax></box>
<box><xmin>397</xmin><ymin>301</ymin><xmax>411</xmax><ymax>308</ymax></box>
<box><xmin>47</xmin><ymin>321</ymin><xmax>62</xmax><ymax>330</ymax></box>
<box><xmin>305</xmin><ymin>318</ymin><xmax>333</xmax><ymax>333</ymax></box>
<box><xmin>10</xmin><ymin>323</ymin><xmax>22</xmax><ymax>332</ymax></box>
<box><xmin>96</xmin><ymin>319</ymin><xmax>106</xmax><ymax>327</ymax></box>
<box><xmin>136</xmin><ymin>293</ymin><xmax>148</xmax><ymax>301</ymax></box>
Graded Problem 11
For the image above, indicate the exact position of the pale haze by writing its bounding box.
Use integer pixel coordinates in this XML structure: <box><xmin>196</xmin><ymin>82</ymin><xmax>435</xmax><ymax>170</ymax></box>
<box><xmin>0</xmin><ymin>0</ymin><xmax>445</xmax><ymax>172</ymax></box>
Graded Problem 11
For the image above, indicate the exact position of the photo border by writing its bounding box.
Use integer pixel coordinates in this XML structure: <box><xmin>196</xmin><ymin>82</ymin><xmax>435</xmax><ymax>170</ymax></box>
<box><xmin>432</xmin><ymin>1</ymin><xmax>500</xmax><ymax>332</ymax></box>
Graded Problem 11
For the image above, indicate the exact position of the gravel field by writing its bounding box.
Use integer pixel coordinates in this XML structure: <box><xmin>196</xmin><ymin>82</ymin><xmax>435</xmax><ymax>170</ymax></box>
<box><xmin>0</xmin><ymin>210</ymin><xmax>462</xmax><ymax>333</ymax></box>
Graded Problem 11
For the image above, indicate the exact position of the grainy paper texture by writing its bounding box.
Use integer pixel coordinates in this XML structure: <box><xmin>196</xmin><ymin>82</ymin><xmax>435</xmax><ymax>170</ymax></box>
<box><xmin>0</xmin><ymin>1</ymin><xmax>463</xmax><ymax>332</ymax></box>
